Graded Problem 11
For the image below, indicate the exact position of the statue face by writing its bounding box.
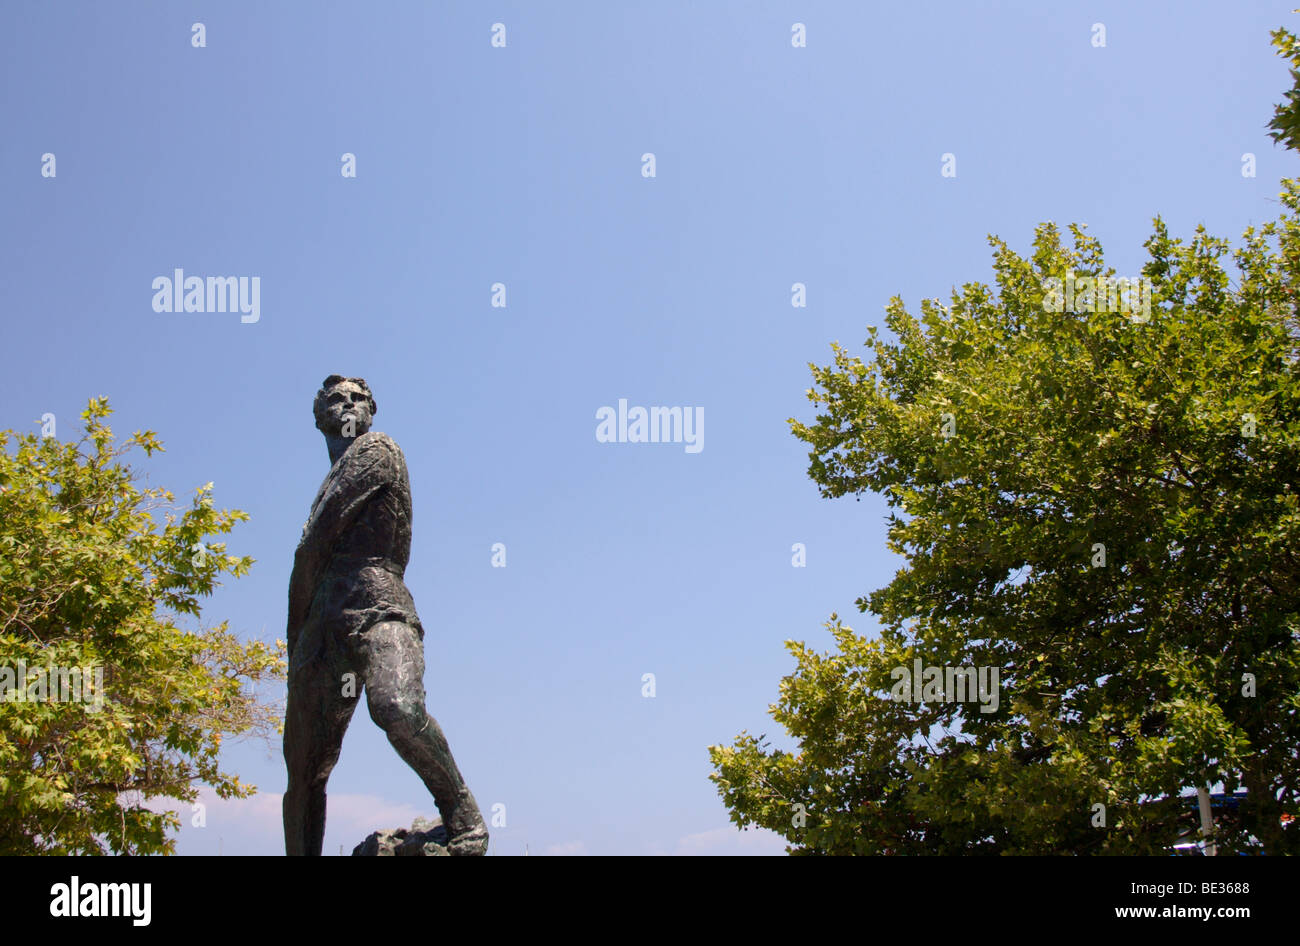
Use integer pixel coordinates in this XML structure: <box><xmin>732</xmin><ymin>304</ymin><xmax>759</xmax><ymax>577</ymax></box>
<box><xmin>319</xmin><ymin>380</ymin><xmax>374</xmax><ymax>438</ymax></box>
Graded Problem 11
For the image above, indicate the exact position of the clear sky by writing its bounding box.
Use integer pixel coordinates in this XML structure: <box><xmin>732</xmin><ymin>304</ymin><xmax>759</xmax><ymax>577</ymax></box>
<box><xmin>1</xmin><ymin>0</ymin><xmax>1294</xmax><ymax>855</ymax></box>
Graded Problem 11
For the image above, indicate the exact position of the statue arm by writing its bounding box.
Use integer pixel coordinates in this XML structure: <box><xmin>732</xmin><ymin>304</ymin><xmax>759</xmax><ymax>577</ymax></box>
<box><xmin>286</xmin><ymin>547</ymin><xmax>315</xmax><ymax>654</ymax></box>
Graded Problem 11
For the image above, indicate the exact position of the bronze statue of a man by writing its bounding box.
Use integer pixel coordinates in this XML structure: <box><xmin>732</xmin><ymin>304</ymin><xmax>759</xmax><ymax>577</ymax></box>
<box><xmin>283</xmin><ymin>375</ymin><xmax>487</xmax><ymax>856</ymax></box>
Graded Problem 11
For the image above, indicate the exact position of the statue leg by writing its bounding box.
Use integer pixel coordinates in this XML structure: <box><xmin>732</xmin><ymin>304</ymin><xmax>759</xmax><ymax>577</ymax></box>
<box><xmin>358</xmin><ymin>620</ymin><xmax>489</xmax><ymax>856</ymax></box>
<box><xmin>283</xmin><ymin>624</ymin><xmax>359</xmax><ymax>856</ymax></box>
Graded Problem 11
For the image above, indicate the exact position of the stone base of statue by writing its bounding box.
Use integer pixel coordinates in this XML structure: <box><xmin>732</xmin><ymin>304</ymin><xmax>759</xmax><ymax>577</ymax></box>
<box><xmin>352</xmin><ymin>817</ymin><xmax>451</xmax><ymax>856</ymax></box>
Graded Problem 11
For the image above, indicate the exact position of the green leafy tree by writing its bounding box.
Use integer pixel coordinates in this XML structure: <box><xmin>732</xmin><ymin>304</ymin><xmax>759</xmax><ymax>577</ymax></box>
<box><xmin>0</xmin><ymin>398</ymin><xmax>285</xmax><ymax>854</ymax></box>
<box><xmin>710</xmin><ymin>184</ymin><xmax>1300</xmax><ymax>856</ymax></box>
<box><xmin>1269</xmin><ymin>26</ymin><xmax>1300</xmax><ymax>152</ymax></box>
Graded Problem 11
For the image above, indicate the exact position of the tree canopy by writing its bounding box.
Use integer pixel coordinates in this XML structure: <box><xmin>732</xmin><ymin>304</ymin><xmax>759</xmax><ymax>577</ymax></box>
<box><xmin>711</xmin><ymin>35</ymin><xmax>1300</xmax><ymax>851</ymax></box>
<box><xmin>0</xmin><ymin>398</ymin><xmax>284</xmax><ymax>854</ymax></box>
<box><xmin>1269</xmin><ymin>26</ymin><xmax>1300</xmax><ymax>153</ymax></box>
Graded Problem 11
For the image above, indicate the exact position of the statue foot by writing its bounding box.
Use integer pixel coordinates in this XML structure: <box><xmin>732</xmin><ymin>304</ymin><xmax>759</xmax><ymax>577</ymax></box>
<box><xmin>447</xmin><ymin>821</ymin><xmax>489</xmax><ymax>856</ymax></box>
<box><xmin>443</xmin><ymin>789</ymin><xmax>489</xmax><ymax>856</ymax></box>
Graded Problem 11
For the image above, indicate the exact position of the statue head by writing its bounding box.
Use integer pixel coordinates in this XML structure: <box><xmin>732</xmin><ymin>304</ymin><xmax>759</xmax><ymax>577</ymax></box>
<box><xmin>313</xmin><ymin>375</ymin><xmax>376</xmax><ymax>439</ymax></box>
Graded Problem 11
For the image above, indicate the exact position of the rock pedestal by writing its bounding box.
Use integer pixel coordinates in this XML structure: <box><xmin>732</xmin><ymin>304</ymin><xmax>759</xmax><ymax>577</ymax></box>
<box><xmin>352</xmin><ymin>817</ymin><xmax>450</xmax><ymax>856</ymax></box>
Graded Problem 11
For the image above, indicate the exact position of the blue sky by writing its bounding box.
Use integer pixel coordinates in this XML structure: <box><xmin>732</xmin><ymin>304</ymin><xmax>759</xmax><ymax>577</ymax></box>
<box><xmin>1</xmin><ymin>0</ymin><xmax>1293</xmax><ymax>855</ymax></box>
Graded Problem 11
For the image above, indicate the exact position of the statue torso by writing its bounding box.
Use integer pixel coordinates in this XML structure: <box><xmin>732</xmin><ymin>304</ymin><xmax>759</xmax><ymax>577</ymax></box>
<box><xmin>304</xmin><ymin>431</ymin><xmax>423</xmax><ymax>639</ymax></box>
